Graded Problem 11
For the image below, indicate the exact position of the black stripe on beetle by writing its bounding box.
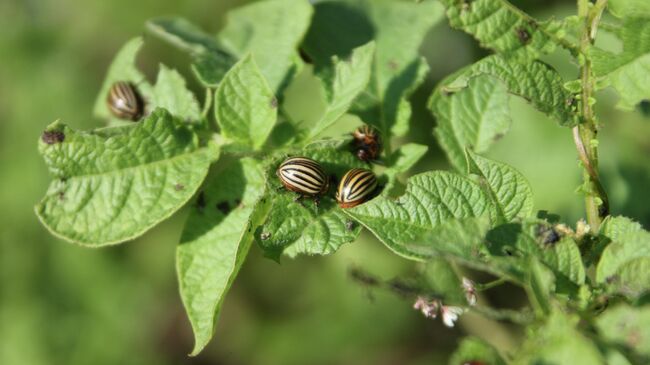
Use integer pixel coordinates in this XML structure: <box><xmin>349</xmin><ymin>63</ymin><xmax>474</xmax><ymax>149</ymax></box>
<box><xmin>336</xmin><ymin>168</ymin><xmax>378</xmax><ymax>208</ymax></box>
<box><xmin>107</xmin><ymin>81</ymin><xmax>144</xmax><ymax>121</ymax></box>
<box><xmin>277</xmin><ymin>157</ymin><xmax>329</xmax><ymax>196</ymax></box>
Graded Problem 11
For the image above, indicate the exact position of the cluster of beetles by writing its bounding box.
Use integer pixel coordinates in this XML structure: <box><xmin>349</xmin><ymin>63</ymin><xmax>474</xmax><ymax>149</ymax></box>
<box><xmin>106</xmin><ymin>81</ymin><xmax>382</xmax><ymax>209</ymax></box>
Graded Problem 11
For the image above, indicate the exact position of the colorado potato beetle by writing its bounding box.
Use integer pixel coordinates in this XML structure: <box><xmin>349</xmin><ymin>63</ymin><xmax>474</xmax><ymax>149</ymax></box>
<box><xmin>107</xmin><ymin>81</ymin><xmax>144</xmax><ymax>121</ymax></box>
<box><xmin>336</xmin><ymin>168</ymin><xmax>378</xmax><ymax>208</ymax></box>
<box><xmin>277</xmin><ymin>157</ymin><xmax>329</xmax><ymax>197</ymax></box>
<box><xmin>352</xmin><ymin>125</ymin><xmax>382</xmax><ymax>162</ymax></box>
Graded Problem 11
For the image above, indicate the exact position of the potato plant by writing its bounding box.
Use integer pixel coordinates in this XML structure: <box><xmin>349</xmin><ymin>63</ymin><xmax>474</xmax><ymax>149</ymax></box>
<box><xmin>36</xmin><ymin>0</ymin><xmax>650</xmax><ymax>363</ymax></box>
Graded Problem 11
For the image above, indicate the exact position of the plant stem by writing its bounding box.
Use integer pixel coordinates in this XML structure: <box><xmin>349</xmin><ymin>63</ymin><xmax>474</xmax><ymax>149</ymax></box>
<box><xmin>574</xmin><ymin>0</ymin><xmax>609</xmax><ymax>231</ymax></box>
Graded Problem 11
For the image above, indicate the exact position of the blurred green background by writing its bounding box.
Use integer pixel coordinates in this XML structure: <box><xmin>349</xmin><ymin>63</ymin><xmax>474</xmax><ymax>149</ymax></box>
<box><xmin>1</xmin><ymin>0</ymin><xmax>649</xmax><ymax>364</ymax></box>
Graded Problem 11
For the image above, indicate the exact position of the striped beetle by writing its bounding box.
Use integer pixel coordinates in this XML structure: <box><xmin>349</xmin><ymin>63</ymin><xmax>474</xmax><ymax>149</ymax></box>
<box><xmin>277</xmin><ymin>157</ymin><xmax>329</xmax><ymax>199</ymax></box>
<box><xmin>352</xmin><ymin>125</ymin><xmax>382</xmax><ymax>162</ymax></box>
<box><xmin>107</xmin><ymin>81</ymin><xmax>144</xmax><ymax>121</ymax></box>
<box><xmin>336</xmin><ymin>168</ymin><xmax>378</xmax><ymax>208</ymax></box>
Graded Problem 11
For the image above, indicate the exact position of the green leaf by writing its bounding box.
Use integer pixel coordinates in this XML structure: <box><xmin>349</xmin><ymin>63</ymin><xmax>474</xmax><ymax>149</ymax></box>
<box><xmin>526</xmin><ymin>256</ymin><xmax>554</xmax><ymax>315</ymax></box>
<box><xmin>256</xmin><ymin>145</ymin><xmax>368</xmax><ymax>260</ymax></box>
<box><xmin>439</xmin><ymin>0</ymin><xmax>568</xmax><ymax>60</ymax></box>
<box><xmin>434</xmin><ymin>55</ymin><xmax>576</xmax><ymax>128</ymax></box>
<box><xmin>214</xmin><ymin>55</ymin><xmax>277</xmax><ymax>150</ymax></box>
<box><xmin>608</xmin><ymin>0</ymin><xmax>650</xmax><ymax>19</ymax></box>
<box><xmin>303</xmin><ymin>0</ymin><xmax>444</xmax><ymax>138</ymax></box>
<box><xmin>146</xmin><ymin>17</ymin><xmax>221</xmax><ymax>54</ymax></box>
<box><xmin>304</xmin><ymin>42</ymin><xmax>375</xmax><ymax>141</ymax></box>
<box><xmin>467</xmin><ymin>150</ymin><xmax>534</xmax><ymax>222</ymax></box>
<box><xmin>449</xmin><ymin>336</ymin><xmax>507</xmax><ymax>365</ymax></box>
<box><xmin>596</xmin><ymin>229</ymin><xmax>650</xmax><ymax>284</ymax></box>
<box><xmin>218</xmin><ymin>0</ymin><xmax>313</xmax><ymax>93</ymax></box>
<box><xmin>93</xmin><ymin>37</ymin><xmax>153</xmax><ymax>120</ymax></box>
<box><xmin>431</xmin><ymin>74</ymin><xmax>511</xmax><ymax>171</ymax></box>
<box><xmin>177</xmin><ymin>158</ymin><xmax>268</xmax><ymax>356</ymax></box>
<box><xmin>596</xmin><ymin>304</ymin><xmax>650</xmax><ymax>358</ymax></box>
<box><xmin>344</xmin><ymin>171</ymin><xmax>493</xmax><ymax>260</ymax></box>
<box><xmin>383</xmin><ymin>143</ymin><xmax>429</xmax><ymax>196</ymax></box>
<box><xmin>611</xmin><ymin>257</ymin><xmax>650</xmax><ymax>298</ymax></box>
<box><xmin>592</xmin><ymin>19</ymin><xmax>650</xmax><ymax>109</ymax></box>
<box><xmin>35</xmin><ymin>108</ymin><xmax>219</xmax><ymax>246</ymax></box>
<box><xmin>152</xmin><ymin>64</ymin><xmax>201</xmax><ymax>122</ymax></box>
<box><xmin>94</xmin><ymin>37</ymin><xmax>203</xmax><ymax>123</ymax></box>
<box><xmin>146</xmin><ymin>17</ymin><xmax>237</xmax><ymax>87</ymax></box>
<box><xmin>600</xmin><ymin>215</ymin><xmax>644</xmax><ymax>241</ymax></box>
<box><xmin>423</xmin><ymin>258</ymin><xmax>466</xmax><ymax>305</ymax></box>
<box><xmin>487</xmin><ymin>221</ymin><xmax>586</xmax><ymax>286</ymax></box>
<box><xmin>513</xmin><ymin>310</ymin><xmax>605</xmax><ymax>365</ymax></box>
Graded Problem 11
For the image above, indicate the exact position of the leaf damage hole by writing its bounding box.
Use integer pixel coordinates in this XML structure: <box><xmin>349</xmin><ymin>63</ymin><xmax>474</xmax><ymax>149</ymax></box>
<box><xmin>515</xmin><ymin>27</ymin><xmax>531</xmax><ymax>45</ymax></box>
<box><xmin>41</xmin><ymin>130</ymin><xmax>65</xmax><ymax>144</ymax></box>
<box><xmin>196</xmin><ymin>191</ymin><xmax>206</xmax><ymax>211</ymax></box>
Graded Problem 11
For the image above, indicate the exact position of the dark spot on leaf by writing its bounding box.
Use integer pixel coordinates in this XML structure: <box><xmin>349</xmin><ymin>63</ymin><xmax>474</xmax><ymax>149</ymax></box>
<box><xmin>216</xmin><ymin>201</ymin><xmax>230</xmax><ymax>214</ymax></box>
<box><xmin>298</xmin><ymin>47</ymin><xmax>312</xmax><ymax>64</ymax></box>
<box><xmin>516</xmin><ymin>27</ymin><xmax>531</xmax><ymax>44</ymax></box>
<box><xmin>41</xmin><ymin>130</ymin><xmax>65</xmax><ymax>144</ymax></box>
<box><xmin>536</xmin><ymin>224</ymin><xmax>561</xmax><ymax>245</ymax></box>
<box><xmin>260</xmin><ymin>232</ymin><xmax>271</xmax><ymax>241</ymax></box>
<box><xmin>463</xmin><ymin>361</ymin><xmax>486</xmax><ymax>365</ymax></box>
<box><xmin>598</xmin><ymin>203</ymin><xmax>609</xmax><ymax>218</ymax></box>
<box><xmin>460</xmin><ymin>0</ymin><xmax>473</xmax><ymax>11</ymax></box>
<box><xmin>58</xmin><ymin>191</ymin><xmax>65</xmax><ymax>201</ymax></box>
<box><xmin>270</xmin><ymin>97</ymin><xmax>278</xmax><ymax>109</ymax></box>
<box><xmin>345</xmin><ymin>220</ymin><xmax>357</xmax><ymax>231</ymax></box>
<box><xmin>492</xmin><ymin>133</ymin><xmax>504</xmax><ymax>142</ymax></box>
<box><xmin>566</xmin><ymin>96</ymin><xmax>576</xmax><ymax>107</ymax></box>
<box><xmin>395</xmin><ymin>199</ymin><xmax>403</xmax><ymax>206</ymax></box>
<box><xmin>196</xmin><ymin>191</ymin><xmax>206</xmax><ymax>211</ymax></box>
<box><xmin>527</xmin><ymin>19</ymin><xmax>539</xmax><ymax>29</ymax></box>
<box><xmin>388</xmin><ymin>60</ymin><xmax>399</xmax><ymax>71</ymax></box>
<box><xmin>605</xmin><ymin>275</ymin><xmax>619</xmax><ymax>284</ymax></box>
<box><xmin>234</xmin><ymin>199</ymin><xmax>243</xmax><ymax>208</ymax></box>
<box><xmin>504</xmin><ymin>248</ymin><xmax>514</xmax><ymax>256</ymax></box>
<box><xmin>174</xmin><ymin>183</ymin><xmax>185</xmax><ymax>191</ymax></box>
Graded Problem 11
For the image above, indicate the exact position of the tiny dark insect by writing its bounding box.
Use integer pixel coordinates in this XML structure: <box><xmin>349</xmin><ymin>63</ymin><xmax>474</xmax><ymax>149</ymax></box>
<box><xmin>277</xmin><ymin>157</ymin><xmax>329</xmax><ymax>197</ymax></box>
<box><xmin>270</xmin><ymin>97</ymin><xmax>278</xmax><ymax>109</ymax></box>
<box><xmin>352</xmin><ymin>125</ymin><xmax>382</xmax><ymax>162</ymax></box>
<box><xmin>516</xmin><ymin>27</ymin><xmax>531</xmax><ymax>44</ymax></box>
<box><xmin>174</xmin><ymin>183</ymin><xmax>185</xmax><ymax>191</ymax></box>
<box><xmin>337</xmin><ymin>168</ymin><xmax>378</xmax><ymax>208</ymax></box>
<box><xmin>216</xmin><ymin>201</ymin><xmax>230</xmax><ymax>214</ymax></box>
<box><xmin>536</xmin><ymin>224</ymin><xmax>561</xmax><ymax>245</ymax></box>
<box><xmin>107</xmin><ymin>81</ymin><xmax>144</xmax><ymax>121</ymax></box>
<box><xmin>345</xmin><ymin>220</ymin><xmax>357</xmax><ymax>231</ymax></box>
<box><xmin>41</xmin><ymin>130</ymin><xmax>65</xmax><ymax>145</ymax></box>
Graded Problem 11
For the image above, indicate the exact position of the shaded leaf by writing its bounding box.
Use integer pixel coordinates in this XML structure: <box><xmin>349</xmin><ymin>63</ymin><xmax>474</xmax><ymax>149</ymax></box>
<box><xmin>431</xmin><ymin>74</ymin><xmax>511</xmax><ymax>171</ymax></box>
<box><xmin>439</xmin><ymin>0</ymin><xmax>569</xmax><ymax>59</ymax></box>
<box><xmin>592</xmin><ymin>19</ymin><xmax>650</xmax><ymax>110</ymax></box>
<box><xmin>218</xmin><ymin>0</ymin><xmax>313</xmax><ymax>93</ymax></box>
<box><xmin>424</xmin><ymin>258</ymin><xmax>466</xmax><ymax>305</ymax></box>
<box><xmin>214</xmin><ymin>55</ymin><xmax>277</xmax><ymax>150</ymax></box>
<box><xmin>449</xmin><ymin>336</ymin><xmax>507</xmax><ymax>365</ymax></box>
<box><xmin>304</xmin><ymin>41</ymin><xmax>375</xmax><ymax>141</ymax></box>
<box><xmin>35</xmin><ymin>108</ymin><xmax>219</xmax><ymax>245</ymax></box>
<box><xmin>596</xmin><ymin>229</ymin><xmax>650</xmax><ymax>284</ymax></box>
<box><xmin>467</xmin><ymin>150</ymin><xmax>534</xmax><ymax>222</ymax></box>
<box><xmin>607</xmin><ymin>0</ymin><xmax>650</xmax><ymax>19</ymax></box>
<box><xmin>303</xmin><ymin>0</ymin><xmax>444</xmax><ymax>138</ymax></box>
<box><xmin>596</xmin><ymin>304</ymin><xmax>650</xmax><ymax>358</ymax></box>
<box><xmin>177</xmin><ymin>158</ymin><xmax>268</xmax><ymax>355</ymax></box>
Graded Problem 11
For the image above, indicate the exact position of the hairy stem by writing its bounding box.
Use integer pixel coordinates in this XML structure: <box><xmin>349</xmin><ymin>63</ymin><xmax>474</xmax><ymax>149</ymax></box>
<box><xmin>574</xmin><ymin>0</ymin><xmax>609</xmax><ymax>231</ymax></box>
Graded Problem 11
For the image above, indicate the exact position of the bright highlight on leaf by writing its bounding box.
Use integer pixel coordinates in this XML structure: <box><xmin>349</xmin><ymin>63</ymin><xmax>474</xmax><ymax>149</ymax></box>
<box><xmin>36</xmin><ymin>108</ymin><xmax>219</xmax><ymax>245</ymax></box>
